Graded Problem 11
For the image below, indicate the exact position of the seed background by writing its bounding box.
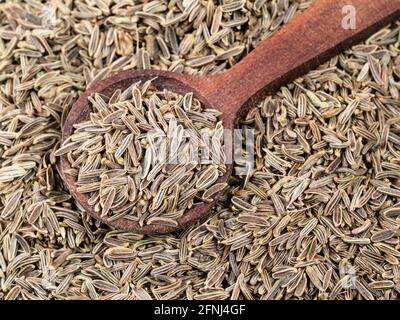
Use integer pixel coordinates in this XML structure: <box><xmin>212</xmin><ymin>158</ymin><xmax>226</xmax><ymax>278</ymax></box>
<box><xmin>0</xmin><ymin>0</ymin><xmax>399</xmax><ymax>300</ymax></box>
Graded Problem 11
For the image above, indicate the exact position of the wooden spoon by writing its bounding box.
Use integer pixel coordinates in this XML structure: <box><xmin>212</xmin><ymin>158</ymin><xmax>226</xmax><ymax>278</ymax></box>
<box><xmin>60</xmin><ymin>0</ymin><xmax>400</xmax><ymax>234</ymax></box>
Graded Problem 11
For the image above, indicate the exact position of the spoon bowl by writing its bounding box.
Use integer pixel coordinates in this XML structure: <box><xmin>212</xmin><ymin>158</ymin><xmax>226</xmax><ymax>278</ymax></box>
<box><xmin>60</xmin><ymin>0</ymin><xmax>400</xmax><ymax>234</ymax></box>
<box><xmin>60</xmin><ymin>69</ymin><xmax>234</xmax><ymax>234</ymax></box>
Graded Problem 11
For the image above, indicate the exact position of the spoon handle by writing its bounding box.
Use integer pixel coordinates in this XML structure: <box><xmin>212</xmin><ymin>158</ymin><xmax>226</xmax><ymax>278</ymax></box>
<box><xmin>204</xmin><ymin>0</ymin><xmax>400</xmax><ymax>124</ymax></box>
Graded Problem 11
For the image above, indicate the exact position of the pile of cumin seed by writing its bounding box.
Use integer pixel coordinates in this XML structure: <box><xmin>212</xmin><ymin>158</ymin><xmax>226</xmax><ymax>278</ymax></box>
<box><xmin>56</xmin><ymin>79</ymin><xmax>226</xmax><ymax>226</ymax></box>
<box><xmin>0</xmin><ymin>0</ymin><xmax>399</xmax><ymax>300</ymax></box>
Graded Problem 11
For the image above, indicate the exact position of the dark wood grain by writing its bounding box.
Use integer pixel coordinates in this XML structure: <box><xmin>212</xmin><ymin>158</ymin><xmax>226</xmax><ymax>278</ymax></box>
<box><xmin>60</xmin><ymin>0</ymin><xmax>400</xmax><ymax>234</ymax></box>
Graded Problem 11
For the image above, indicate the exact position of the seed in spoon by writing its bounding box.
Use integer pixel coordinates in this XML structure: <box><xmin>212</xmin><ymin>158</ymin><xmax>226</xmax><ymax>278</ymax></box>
<box><xmin>57</xmin><ymin>80</ymin><xmax>226</xmax><ymax>225</ymax></box>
